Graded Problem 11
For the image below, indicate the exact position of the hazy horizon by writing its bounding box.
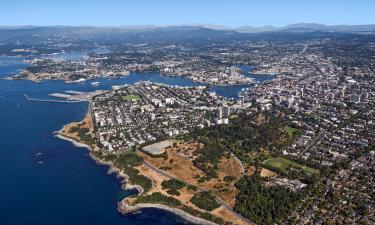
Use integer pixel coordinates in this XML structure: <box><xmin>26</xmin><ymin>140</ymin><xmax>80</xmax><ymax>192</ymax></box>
<box><xmin>1</xmin><ymin>23</ymin><xmax>375</xmax><ymax>29</ymax></box>
<box><xmin>1</xmin><ymin>0</ymin><xmax>374</xmax><ymax>27</ymax></box>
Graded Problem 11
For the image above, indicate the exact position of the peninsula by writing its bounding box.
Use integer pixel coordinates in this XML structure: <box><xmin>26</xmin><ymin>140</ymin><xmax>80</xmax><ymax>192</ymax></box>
<box><xmin>58</xmin><ymin>74</ymin><xmax>375</xmax><ymax>225</ymax></box>
<box><xmin>58</xmin><ymin>82</ymin><xmax>252</xmax><ymax>225</ymax></box>
<box><xmin>39</xmin><ymin>26</ymin><xmax>375</xmax><ymax>225</ymax></box>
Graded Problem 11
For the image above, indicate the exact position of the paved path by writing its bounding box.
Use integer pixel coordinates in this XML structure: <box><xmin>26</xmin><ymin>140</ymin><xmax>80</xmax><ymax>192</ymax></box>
<box><xmin>141</xmin><ymin>158</ymin><xmax>255</xmax><ymax>225</ymax></box>
<box><xmin>233</xmin><ymin>154</ymin><xmax>245</xmax><ymax>174</ymax></box>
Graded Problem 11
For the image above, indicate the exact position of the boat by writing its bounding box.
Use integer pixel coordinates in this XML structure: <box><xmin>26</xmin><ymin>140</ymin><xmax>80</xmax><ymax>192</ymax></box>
<box><xmin>70</xmin><ymin>78</ymin><xmax>86</xmax><ymax>83</ymax></box>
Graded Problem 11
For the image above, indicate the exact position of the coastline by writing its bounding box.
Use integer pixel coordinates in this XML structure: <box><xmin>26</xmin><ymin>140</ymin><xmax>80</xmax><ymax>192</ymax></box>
<box><xmin>55</xmin><ymin>119</ymin><xmax>218</xmax><ymax>225</ymax></box>
<box><xmin>55</xmin><ymin>133</ymin><xmax>91</xmax><ymax>150</ymax></box>
<box><xmin>55</xmin><ymin>126</ymin><xmax>144</xmax><ymax>193</ymax></box>
<box><xmin>12</xmin><ymin>69</ymin><xmax>254</xmax><ymax>87</ymax></box>
<box><xmin>118</xmin><ymin>201</ymin><xmax>217</xmax><ymax>225</ymax></box>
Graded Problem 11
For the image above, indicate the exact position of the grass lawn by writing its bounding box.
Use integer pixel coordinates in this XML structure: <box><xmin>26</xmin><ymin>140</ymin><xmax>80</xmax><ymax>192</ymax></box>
<box><xmin>263</xmin><ymin>157</ymin><xmax>318</xmax><ymax>174</ymax></box>
<box><xmin>284</xmin><ymin>126</ymin><xmax>300</xmax><ymax>138</ymax></box>
<box><xmin>122</xmin><ymin>95</ymin><xmax>141</xmax><ymax>101</ymax></box>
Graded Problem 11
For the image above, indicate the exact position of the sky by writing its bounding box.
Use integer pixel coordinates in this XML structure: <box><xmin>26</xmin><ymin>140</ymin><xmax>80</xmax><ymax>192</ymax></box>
<box><xmin>1</xmin><ymin>0</ymin><xmax>374</xmax><ymax>27</ymax></box>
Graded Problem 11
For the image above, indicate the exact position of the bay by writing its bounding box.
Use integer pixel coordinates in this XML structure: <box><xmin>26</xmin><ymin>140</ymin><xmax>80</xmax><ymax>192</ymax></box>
<box><xmin>0</xmin><ymin>55</ymin><xmax>273</xmax><ymax>225</ymax></box>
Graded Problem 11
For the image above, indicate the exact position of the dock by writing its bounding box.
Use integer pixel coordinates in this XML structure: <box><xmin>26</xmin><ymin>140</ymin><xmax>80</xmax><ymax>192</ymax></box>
<box><xmin>24</xmin><ymin>94</ymin><xmax>83</xmax><ymax>103</ymax></box>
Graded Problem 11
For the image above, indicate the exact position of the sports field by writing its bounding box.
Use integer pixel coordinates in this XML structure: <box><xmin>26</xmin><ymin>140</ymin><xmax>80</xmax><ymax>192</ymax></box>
<box><xmin>263</xmin><ymin>157</ymin><xmax>318</xmax><ymax>174</ymax></box>
<box><xmin>122</xmin><ymin>95</ymin><xmax>141</xmax><ymax>101</ymax></box>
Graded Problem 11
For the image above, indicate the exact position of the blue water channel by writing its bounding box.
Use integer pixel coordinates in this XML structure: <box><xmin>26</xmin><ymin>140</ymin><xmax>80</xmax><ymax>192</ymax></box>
<box><xmin>0</xmin><ymin>55</ymin><xmax>273</xmax><ymax>225</ymax></box>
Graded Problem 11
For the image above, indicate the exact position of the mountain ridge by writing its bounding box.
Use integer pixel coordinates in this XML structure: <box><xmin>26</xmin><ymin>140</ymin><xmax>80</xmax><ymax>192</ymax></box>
<box><xmin>2</xmin><ymin>23</ymin><xmax>375</xmax><ymax>33</ymax></box>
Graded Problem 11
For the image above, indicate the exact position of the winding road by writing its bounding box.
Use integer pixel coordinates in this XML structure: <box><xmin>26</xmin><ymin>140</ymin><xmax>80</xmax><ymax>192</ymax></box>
<box><xmin>141</xmin><ymin>156</ymin><xmax>255</xmax><ymax>225</ymax></box>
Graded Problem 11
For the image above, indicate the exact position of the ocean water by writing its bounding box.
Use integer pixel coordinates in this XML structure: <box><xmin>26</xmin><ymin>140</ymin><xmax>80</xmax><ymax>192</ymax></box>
<box><xmin>40</xmin><ymin>47</ymin><xmax>111</xmax><ymax>61</ymax></box>
<box><xmin>0</xmin><ymin>55</ymin><xmax>273</xmax><ymax>225</ymax></box>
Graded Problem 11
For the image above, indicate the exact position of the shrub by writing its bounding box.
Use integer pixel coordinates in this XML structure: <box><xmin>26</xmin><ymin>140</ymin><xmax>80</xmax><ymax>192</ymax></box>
<box><xmin>136</xmin><ymin>192</ymin><xmax>181</xmax><ymax>207</ymax></box>
<box><xmin>191</xmin><ymin>191</ymin><xmax>220</xmax><ymax>211</ymax></box>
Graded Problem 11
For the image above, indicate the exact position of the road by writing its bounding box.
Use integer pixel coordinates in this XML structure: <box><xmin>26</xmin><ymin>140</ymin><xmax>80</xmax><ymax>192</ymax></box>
<box><xmin>141</xmin><ymin>158</ymin><xmax>255</xmax><ymax>225</ymax></box>
<box><xmin>142</xmin><ymin>159</ymin><xmax>206</xmax><ymax>192</ymax></box>
<box><xmin>297</xmin><ymin>105</ymin><xmax>373</xmax><ymax>159</ymax></box>
<box><xmin>233</xmin><ymin>154</ymin><xmax>245</xmax><ymax>174</ymax></box>
<box><xmin>298</xmin><ymin>132</ymin><xmax>323</xmax><ymax>158</ymax></box>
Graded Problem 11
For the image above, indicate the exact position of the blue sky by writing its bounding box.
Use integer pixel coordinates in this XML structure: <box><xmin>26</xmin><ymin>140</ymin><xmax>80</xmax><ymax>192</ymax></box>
<box><xmin>1</xmin><ymin>0</ymin><xmax>374</xmax><ymax>27</ymax></box>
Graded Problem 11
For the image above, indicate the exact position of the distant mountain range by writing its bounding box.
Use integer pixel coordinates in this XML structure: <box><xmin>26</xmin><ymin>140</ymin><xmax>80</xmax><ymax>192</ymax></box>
<box><xmin>1</xmin><ymin>23</ymin><xmax>375</xmax><ymax>34</ymax></box>
<box><xmin>183</xmin><ymin>23</ymin><xmax>375</xmax><ymax>33</ymax></box>
<box><xmin>232</xmin><ymin>23</ymin><xmax>375</xmax><ymax>33</ymax></box>
<box><xmin>1</xmin><ymin>23</ymin><xmax>374</xmax><ymax>45</ymax></box>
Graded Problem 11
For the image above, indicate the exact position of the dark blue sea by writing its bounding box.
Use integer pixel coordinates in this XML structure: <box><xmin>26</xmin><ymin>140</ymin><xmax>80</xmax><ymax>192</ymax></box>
<box><xmin>0</xmin><ymin>55</ymin><xmax>273</xmax><ymax>225</ymax></box>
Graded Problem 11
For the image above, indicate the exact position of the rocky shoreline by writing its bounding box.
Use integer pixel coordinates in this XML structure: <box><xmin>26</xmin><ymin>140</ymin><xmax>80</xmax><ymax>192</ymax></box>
<box><xmin>117</xmin><ymin>201</ymin><xmax>217</xmax><ymax>225</ymax></box>
<box><xmin>55</xmin><ymin>133</ymin><xmax>91</xmax><ymax>150</ymax></box>
<box><xmin>55</xmin><ymin>122</ymin><xmax>217</xmax><ymax>225</ymax></box>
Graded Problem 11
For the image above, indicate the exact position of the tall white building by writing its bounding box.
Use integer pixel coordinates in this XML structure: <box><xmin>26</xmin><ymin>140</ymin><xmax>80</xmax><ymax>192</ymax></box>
<box><xmin>223</xmin><ymin>106</ymin><xmax>230</xmax><ymax>116</ymax></box>
<box><xmin>216</xmin><ymin>108</ymin><xmax>223</xmax><ymax>119</ymax></box>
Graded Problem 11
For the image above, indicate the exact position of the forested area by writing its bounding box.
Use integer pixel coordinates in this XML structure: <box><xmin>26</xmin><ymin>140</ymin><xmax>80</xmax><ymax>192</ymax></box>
<box><xmin>113</xmin><ymin>152</ymin><xmax>153</xmax><ymax>192</ymax></box>
<box><xmin>183</xmin><ymin>111</ymin><xmax>293</xmax><ymax>163</ymax></box>
<box><xmin>161</xmin><ymin>178</ymin><xmax>186</xmax><ymax>196</ymax></box>
<box><xmin>69</xmin><ymin>124</ymin><xmax>95</xmax><ymax>145</ymax></box>
<box><xmin>190</xmin><ymin>191</ymin><xmax>220</xmax><ymax>211</ymax></box>
<box><xmin>135</xmin><ymin>192</ymin><xmax>181</xmax><ymax>207</ymax></box>
<box><xmin>234</xmin><ymin>175</ymin><xmax>302</xmax><ymax>225</ymax></box>
<box><xmin>193</xmin><ymin>143</ymin><xmax>226</xmax><ymax>179</ymax></box>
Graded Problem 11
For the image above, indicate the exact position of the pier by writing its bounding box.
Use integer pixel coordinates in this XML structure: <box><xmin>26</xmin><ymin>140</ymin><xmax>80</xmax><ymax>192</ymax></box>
<box><xmin>24</xmin><ymin>94</ymin><xmax>83</xmax><ymax>103</ymax></box>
